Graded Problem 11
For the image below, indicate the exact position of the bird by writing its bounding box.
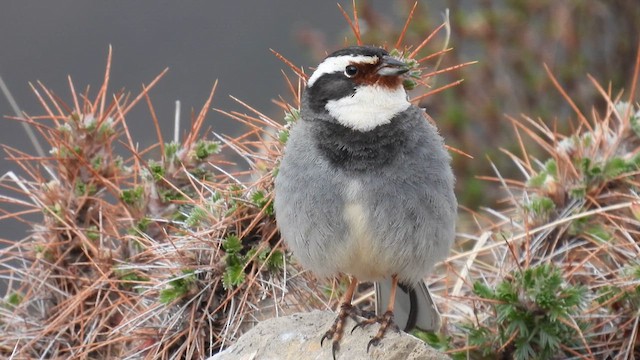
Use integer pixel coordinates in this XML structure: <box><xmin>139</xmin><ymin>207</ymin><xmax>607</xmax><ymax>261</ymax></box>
<box><xmin>273</xmin><ymin>45</ymin><xmax>457</xmax><ymax>358</ymax></box>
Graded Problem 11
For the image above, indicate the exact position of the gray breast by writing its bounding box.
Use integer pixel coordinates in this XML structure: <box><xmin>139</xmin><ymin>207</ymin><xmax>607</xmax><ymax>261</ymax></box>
<box><xmin>274</xmin><ymin>105</ymin><xmax>457</xmax><ymax>284</ymax></box>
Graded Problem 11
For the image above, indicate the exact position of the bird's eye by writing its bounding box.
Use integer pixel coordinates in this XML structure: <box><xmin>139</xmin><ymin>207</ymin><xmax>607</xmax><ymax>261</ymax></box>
<box><xmin>344</xmin><ymin>65</ymin><xmax>358</xmax><ymax>78</ymax></box>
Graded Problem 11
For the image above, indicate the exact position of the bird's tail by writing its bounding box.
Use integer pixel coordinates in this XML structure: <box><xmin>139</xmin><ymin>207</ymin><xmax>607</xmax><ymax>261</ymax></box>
<box><xmin>375</xmin><ymin>279</ymin><xmax>441</xmax><ymax>332</ymax></box>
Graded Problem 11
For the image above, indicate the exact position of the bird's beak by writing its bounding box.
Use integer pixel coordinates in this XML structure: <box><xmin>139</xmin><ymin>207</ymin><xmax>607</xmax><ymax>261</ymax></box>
<box><xmin>377</xmin><ymin>56</ymin><xmax>410</xmax><ymax>76</ymax></box>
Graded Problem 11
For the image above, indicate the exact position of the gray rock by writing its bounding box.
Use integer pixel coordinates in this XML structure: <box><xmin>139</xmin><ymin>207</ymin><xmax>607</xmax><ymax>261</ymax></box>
<box><xmin>209</xmin><ymin>311</ymin><xmax>450</xmax><ymax>360</ymax></box>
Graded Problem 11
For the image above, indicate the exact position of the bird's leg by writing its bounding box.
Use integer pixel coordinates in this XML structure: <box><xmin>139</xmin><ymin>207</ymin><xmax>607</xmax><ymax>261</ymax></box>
<box><xmin>352</xmin><ymin>275</ymin><xmax>401</xmax><ymax>352</ymax></box>
<box><xmin>321</xmin><ymin>276</ymin><xmax>360</xmax><ymax>360</ymax></box>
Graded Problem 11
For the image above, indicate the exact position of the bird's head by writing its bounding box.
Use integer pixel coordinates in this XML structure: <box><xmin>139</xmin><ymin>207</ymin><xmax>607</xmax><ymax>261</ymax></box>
<box><xmin>305</xmin><ymin>46</ymin><xmax>412</xmax><ymax>132</ymax></box>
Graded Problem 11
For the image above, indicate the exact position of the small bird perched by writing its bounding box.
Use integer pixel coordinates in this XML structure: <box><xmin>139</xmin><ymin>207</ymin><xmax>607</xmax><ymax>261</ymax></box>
<box><xmin>274</xmin><ymin>46</ymin><xmax>457</xmax><ymax>357</ymax></box>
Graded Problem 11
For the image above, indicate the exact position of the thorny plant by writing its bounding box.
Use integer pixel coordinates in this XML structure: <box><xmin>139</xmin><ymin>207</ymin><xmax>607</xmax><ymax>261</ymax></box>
<box><xmin>428</xmin><ymin>46</ymin><xmax>640</xmax><ymax>358</ymax></box>
<box><xmin>5</xmin><ymin>1</ymin><xmax>636</xmax><ymax>359</ymax></box>
<box><xmin>0</xmin><ymin>2</ymin><xmax>471</xmax><ymax>359</ymax></box>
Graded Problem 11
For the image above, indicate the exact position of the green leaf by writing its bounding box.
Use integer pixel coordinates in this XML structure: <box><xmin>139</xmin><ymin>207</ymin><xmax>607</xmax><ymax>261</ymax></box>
<box><xmin>413</xmin><ymin>330</ymin><xmax>451</xmax><ymax>351</ymax></box>
<box><xmin>74</xmin><ymin>180</ymin><xmax>97</xmax><ymax>196</ymax></box>
<box><xmin>185</xmin><ymin>206</ymin><xmax>208</xmax><ymax>227</ymax></box>
<box><xmin>159</xmin><ymin>287</ymin><xmax>183</xmax><ymax>304</ymax></box>
<box><xmin>585</xmin><ymin>225</ymin><xmax>612</xmax><ymax>242</ymax></box>
<box><xmin>91</xmin><ymin>155</ymin><xmax>104</xmax><ymax>170</ymax></box>
<box><xmin>250</xmin><ymin>190</ymin><xmax>274</xmax><ymax>215</ymax></box>
<box><xmin>569</xmin><ymin>185</ymin><xmax>586</xmax><ymax>199</ymax></box>
<box><xmin>120</xmin><ymin>186</ymin><xmax>144</xmax><ymax>207</ymax></box>
<box><xmin>403</xmin><ymin>78</ymin><xmax>418</xmax><ymax>90</ymax></box>
<box><xmin>258</xmin><ymin>246</ymin><xmax>271</xmax><ymax>261</ymax></box>
<box><xmin>164</xmin><ymin>141</ymin><xmax>180</xmax><ymax>160</ymax></box>
<box><xmin>3</xmin><ymin>292</ymin><xmax>23</xmax><ymax>307</ymax></box>
<box><xmin>223</xmin><ymin>264</ymin><xmax>246</xmax><ymax>290</ymax></box>
<box><xmin>283</xmin><ymin>108</ymin><xmax>300</xmax><ymax>124</ymax></box>
<box><xmin>267</xmin><ymin>249</ymin><xmax>285</xmax><ymax>270</ymax></box>
<box><xmin>193</xmin><ymin>140</ymin><xmax>221</xmax><ymax>160</ymax></box>
<box><xmin>148</xmin><ymin>160</ymin><xmax>165</xmax><ymax>181</ymax></box>
<box><xmin>278</xmin><ymin>129</ymin><xmax>289</xmax><ymax>144</ymax></box>
<box><xmin>526</xmin><ymin>171</ymin><xmax>548</xmax><ymax>188</ymax></box>
<box><xmin>85</xmin><ymin>225</ymin><xmax>100</xmax><ymax>241</ymax></box>
<box><xmin>98</xmin><ymin>119</ymin><xmax>115</xmax><ymax>137</ymax></box>
<box><xmin>603</xmin><ymin>157</ymin><xmax>627</xmax><ymax>179</ymax></box>
<box><xmin>158</xmin><ymin>271</ymin><xmax>195</xmax><ymax>304</ymax></box>
<box><xmin>472</xmin><ymin>281</ymin><xmax>495</xmax><ymax>299</ymax></box>
<box><xmin>524</xmin><ymin>195</ymin><xmax>555</xmax><ymax>216</ymax></box>
<box><xmin>544</xmin><ymin>158</ymin><xmax>558</xmax><ymax>176</ymax></box>
<box><xmin>159</xmin><ymin>188</ymin><xmax>185</xmax><ymax>202</ymax></box>
<box><xmin>223</xmin><ymin>235</ymin><xmax>243</xmax><ymax>254</ymax></box>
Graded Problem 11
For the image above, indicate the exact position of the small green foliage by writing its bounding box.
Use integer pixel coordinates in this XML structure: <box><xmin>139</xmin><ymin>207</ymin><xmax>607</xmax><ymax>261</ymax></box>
<box><xmin>158</xmin><ymin>188</ymin><xmax>185</xmax><ymax>202</ymax></box>
<box><xmin>526</xmin><ymin>159</ymin><xmax>559</xmax><ymax>191</ymax></box>
<box><xmin>524</xmin><ymin>195</ymin><xmax>555</xmax><ymax>217</ymax></box>
<box><xmin>91</xmin><ymin>155</ymin><xmax>103</xmax><ymax>170</ymax></box>
<box><xmin>185</xmin><ymin>206</ymin><xmax>208</xmax><ymax>227</ymax></box>
<box><xmin>132</xmin><ymin>217</ymin><xmax>152</xmax><ymax>234</ymax></box>
<box><xmin>250</xmin><ymin>190</ymin><xmax>274</xmax><ymax>215</ymax></box>
<box><xmin>51</xmin><ymin>144</ymin><xmax>83</xmax><ymax>159</ymax></box>
<box><xmin>277</xmin><ymin>129</ymin><xmax>289</xmax><ymax>144</ymax></box>
<box><xmin>224</xmin><ymin>184</ymin><xmax>244</xmax><ymax>215</ymax></box>
<box><xmin>222</xmin><ymin>235</ymin><xmax>243</xmax><ymax>254</ymax></box>
<box><xmin>159</xmin><ymin>270</ymin><xmax>195</xmax><ymax>304</ymax></box>
<box><xmin>85</xmin><ymin>225</ymin><xmax>100</xmax><ymax>241</ymax></box>
<box><xmin>164</xmin><ymin>141</ymin><xmax>180</xmax><ymax>160</ymax></box>
<box><xmin>120</xmin><ymin>186</ymin><xmax>144</xmax><ymax>207</ymax></box>
<box><xmin>596</xmin><ymin>264</ymin><xmax>640</xmax><ymax>309</ymax></box>
<box><xmin>278</xmin><ymin>109</ymin><xmax>299</xmax><ymax>144</ymax></box>
<box><xmin>57</xmin><ymin>122</ymin><xmax>72</xmax><ymax>134</ymax></box>
<box><xmin>579</xmin><ymin>156</ymin><xmax>633</xmax><ymax>184</ymax></box>
<box><xmin>44</xmin><ymin>203</ymin><xmax>64</xmax><ymax>221</ymax></box>
<box><xmin>74</xmin><ymin>180</ymin><xmax>97</xmax><ymax>196</ymax></box>
<box><xmin>585</xmin><ymin>225</ymin><xmax>611</xmax><ymax>242</ymax></box>
<box><xmin>114</xmin><ymin>156</ymin><xmax>124</xmax><ymax>169</ymax></box>
<box><xmin>602</xmin><ymin>157</ymin><xmax>627</xmax><ymax>179</ymax></box>
<box><xmin>283</xmin><ymin>108</ymin><xmax>300</xmax><ymax>124</ymax></box>
<box><xmin>466</xmin><ymin>325</ymin><xmax>493</xmax><ymax>356</ymax></box>
<box><xmin>266</xmin><ymin>249</ymin><xmax>285</xmax><ymax>270</ymax></box>
<box><xmin>387</xmin><ymin>49</ymin><xmax>421</xmax><ymax>91</ymax></box>
<box><xmin>568</xmin><ymin>185</ymin><xmax>586</xmax><ymax>199</ymax></box>
<box><xmin>148</xmin><ymin>160</ymin><xmax>165</xmax><ymax>181</ymax></box>
<box><xmin>223</xmin><ymin>235</ymin><xmax>246</xmax><ymax>289</ymax></box>
<box><xmin>220</xmin><ymin>235</ymin><xmax>284</xmax><ymax>289</ymax></box>
<box><xmin>468</xmin><ymin>264</ymin><xmax>586</xmax><ymax>359</ymax></box>
<box><xmin>115</xmin><ymin>269</ymin><xmax>149</xmax><ymax>290</ymax></box>
<box><xmin>120</xmin><ymin>272</ymin><xmax>149</xmax><ymax>283</ymax></box>
<box><xmin>223</xmin><ymin>263</ymin><xmax>246</xmax><ymax>290</ymax></box>
<box><xmin>2</xmin><ymin>292</ymin><xmax>23</xmax><ymax>308</ymax></box>
<box><xmin>473</xmin><ymin>281</ymin><xmax>494</xmax><ymax>299</ymax></box>
<box><xmin>97</xmin><ymin>118</ymin><xmax>116</xmax><ymax>137</ymax></box>
<box><xmin>526</xmin><ymin>172</ymin><xmax>548</xmax><ymax>188</ymax></box>
<box><xmin>414</xmin><ymin>330</ymin><xmax>453</xmax><ymax>353</ymax></box>
<box><xmin>193</xmin><ymin>140</ymin><xmax>221</xmax><ymax>160</ymax></box>
<box><xmin>544</xmin><ymin>158</ymin><xmax>558</xmax><ymax>175</ymax></box>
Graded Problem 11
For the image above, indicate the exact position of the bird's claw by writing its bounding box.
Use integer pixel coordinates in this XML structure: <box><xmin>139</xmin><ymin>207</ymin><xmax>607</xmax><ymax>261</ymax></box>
<box><xmin>350</xmin><ymin>310</ymin><xmax>398</xmax><ymax>352</ymax></box>
<box><xmin>321</xmin><ymin>303</ymin><xmax>360</xmax><ymax>359</ymax></box>
<box><xmin>366</xmin><ymin>337</ymin><xmax>380</xmax><ymax>353</ymax></box>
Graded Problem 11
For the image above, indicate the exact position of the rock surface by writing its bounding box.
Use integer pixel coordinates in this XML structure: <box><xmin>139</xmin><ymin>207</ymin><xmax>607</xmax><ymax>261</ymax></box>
<box><xmin>209</xmin><ymin>311</ymin><xmax>450</xmax><ymax>360</ymax></box>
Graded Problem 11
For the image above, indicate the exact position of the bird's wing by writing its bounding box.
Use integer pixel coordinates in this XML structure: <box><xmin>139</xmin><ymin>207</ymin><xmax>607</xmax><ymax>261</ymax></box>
<box><xmin>375</xmin><ymin>279</ymin><xmax>441</xmax><ymax>332</ymax></box>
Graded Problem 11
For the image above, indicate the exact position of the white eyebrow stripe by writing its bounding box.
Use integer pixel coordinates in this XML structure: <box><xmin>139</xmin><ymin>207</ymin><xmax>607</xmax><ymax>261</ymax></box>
<box><xmin>307</xmin><ymin>55</ymin><xmax>379</xmax><ymax>87</ymax></box>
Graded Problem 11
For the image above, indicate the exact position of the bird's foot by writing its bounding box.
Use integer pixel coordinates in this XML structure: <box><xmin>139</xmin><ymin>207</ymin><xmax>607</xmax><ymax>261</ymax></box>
<box><xmin>321</xmin><ymin>303</ymin><xmax>361</xmax><ymax>360</ymax></box>
<box><xmin>351</xmin><ymin>310</ymin><xmax>399</xmax><ymax>352</ymax></box>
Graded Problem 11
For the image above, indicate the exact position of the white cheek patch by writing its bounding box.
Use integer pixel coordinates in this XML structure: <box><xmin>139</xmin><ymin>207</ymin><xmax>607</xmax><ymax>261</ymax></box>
<box><xmin>307</xmin><ymin>55</ymin><xmax>378</xmax><ymax>87</ymax></box>
<box><xmin>325</xmin><ymin>85</ymin><xmax>410</xmax><ymax>132</ymax></box>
